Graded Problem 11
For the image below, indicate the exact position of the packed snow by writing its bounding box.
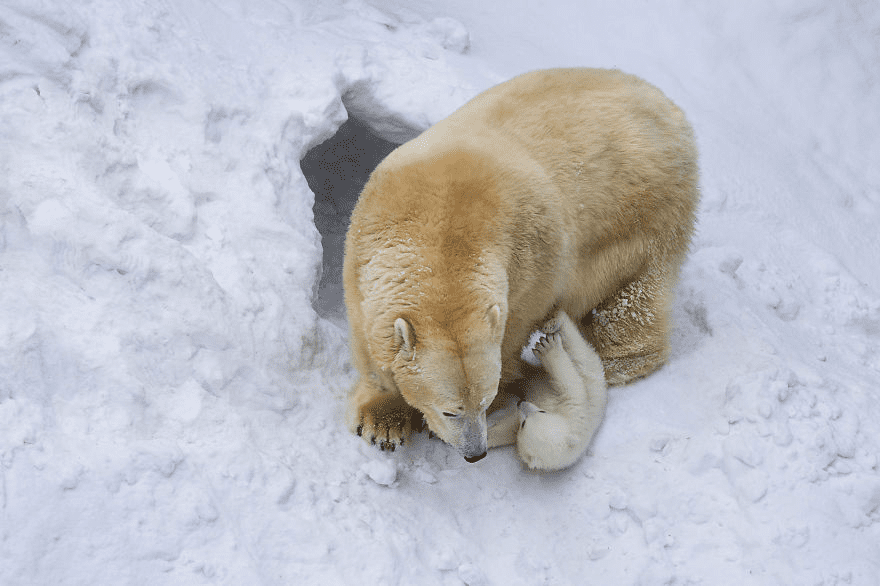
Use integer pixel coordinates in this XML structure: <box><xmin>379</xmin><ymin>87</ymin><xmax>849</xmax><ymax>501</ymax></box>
<box><xmin>1</xmin><ymin>0</ymin><xmax>878</xmax><ymax>584</ymax></box>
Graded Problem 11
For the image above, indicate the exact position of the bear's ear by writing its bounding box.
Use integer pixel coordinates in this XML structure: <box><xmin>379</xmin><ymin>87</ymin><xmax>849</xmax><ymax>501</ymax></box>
<box><xmin>394</xmin><ymin>317</ymin><xmax>415</xmax><ymax>358</ymax></box>
<box><xmin>486</xmin><ymin>304</ymin><xmax>503</xmax><ymax>333</ymax></box>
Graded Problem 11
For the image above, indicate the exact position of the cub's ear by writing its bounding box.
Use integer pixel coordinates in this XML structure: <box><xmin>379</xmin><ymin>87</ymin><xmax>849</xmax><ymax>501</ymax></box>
<box><xmin>394</xmin><ymin>317</ymin><xmax>415</xmax><ymax>358</ymax></box>
<box><xmin>486</xmin><ymin>304</ymin><xmax>503</xmax><ymax>333</ymax></box>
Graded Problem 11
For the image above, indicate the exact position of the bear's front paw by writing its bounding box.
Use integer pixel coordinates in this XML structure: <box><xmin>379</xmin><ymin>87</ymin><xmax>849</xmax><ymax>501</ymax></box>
<box><xmin>356</xmin><ymin>394</ymin><xmax>418</xmax><ymax>452</ymax></box>
<box><xmin>532</xmin><ymin>331</ymin><xmax>564</xmax><ymax>361</ymax></box>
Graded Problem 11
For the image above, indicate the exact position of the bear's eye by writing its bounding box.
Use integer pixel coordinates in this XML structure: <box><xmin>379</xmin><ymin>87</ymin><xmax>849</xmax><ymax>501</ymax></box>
<box><xmin>520</xmin><ymin>420</ymin><xmax>526</xmax><ymax>430</ymax></box>
<box><xmin>442</xmin><ymin>412</ymin><xmax>457</xmax><ymax>417</ymax></box>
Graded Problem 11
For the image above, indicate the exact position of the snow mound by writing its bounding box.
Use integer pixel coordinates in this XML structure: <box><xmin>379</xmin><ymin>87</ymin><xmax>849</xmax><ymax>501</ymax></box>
<box><xmin>0</xmin><ymin>0</ymin><xmax>481</xmax><ymax>583</ymax></box>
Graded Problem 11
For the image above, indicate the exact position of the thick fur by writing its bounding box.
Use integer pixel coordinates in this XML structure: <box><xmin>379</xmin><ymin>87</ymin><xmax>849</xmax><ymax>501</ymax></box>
<box><xmin>343</xmin><ymin>68</ymin><xmax>699</xmax><ymax>463</ymax></box>
<box><xmin>514</xmin><ymin>311</ymin><xmax>608</xmax><ymax>471</ymax></box>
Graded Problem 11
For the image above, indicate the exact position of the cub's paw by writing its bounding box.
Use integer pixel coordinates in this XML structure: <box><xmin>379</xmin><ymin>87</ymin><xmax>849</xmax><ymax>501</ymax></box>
<box><xmin>532</xmin><ymin>330</ymin><xmax>564</xmax><ymax>362</ymax></box>
<box><xmin>541</xmin><ymin>309</ymin><xmax>580</xmax><ymax>336</ymax></box>
<box><xmin>355</xmin><ymin>394</ymin><xmax>418</xmax><ymax>452</ymax></box>
<box><xmin>541</xmin><ymin>310</ymin><xmax>586</xmax><ymax>356</ymax></box>
<box><xmin>541</xmin><ymin>313</ymin><xmax>564</xmax><ymax>335</ymax></box>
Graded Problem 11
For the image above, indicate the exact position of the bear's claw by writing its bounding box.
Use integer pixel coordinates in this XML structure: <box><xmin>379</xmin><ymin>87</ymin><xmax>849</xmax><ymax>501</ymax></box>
<box><xmin>355</xmin><ymin>393</ymin><xmax>416</xmax><ymax>452</ymax></box>
<box><xmin>533</xmin><ymin>331</ymin><xmax>563</xmax><ymax>360</ymax></box>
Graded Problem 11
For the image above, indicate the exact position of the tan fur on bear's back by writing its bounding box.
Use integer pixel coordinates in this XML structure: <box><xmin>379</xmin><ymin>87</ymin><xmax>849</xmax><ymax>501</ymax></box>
<box><xmin>447</xmin><ymin>69</ymin><xmax>697</xmax><ymax>247</ymax></box>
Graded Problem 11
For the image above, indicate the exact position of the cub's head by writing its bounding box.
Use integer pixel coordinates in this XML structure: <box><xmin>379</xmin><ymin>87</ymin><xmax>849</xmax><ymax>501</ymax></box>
<box><xmin>516</xmin><ymin>401</ymin><xmax>578</xmax><ymax>471</ymax></box>
<box><xmin>389</xmin><ymin>304</ymin><xmax>505</xmax><ymax>463</ymax></box>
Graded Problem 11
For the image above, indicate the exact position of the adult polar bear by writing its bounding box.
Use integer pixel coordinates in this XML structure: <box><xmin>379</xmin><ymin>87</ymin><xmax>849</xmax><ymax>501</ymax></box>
<box><xmin>343</xmin><ymin>68</ymin><xmax>699</xmax><ymax>468</ymax></box>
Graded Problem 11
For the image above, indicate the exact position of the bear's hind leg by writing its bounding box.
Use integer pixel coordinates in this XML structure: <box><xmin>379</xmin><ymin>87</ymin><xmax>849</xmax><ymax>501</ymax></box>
<box><xmin>540</xmin><ymin>311</ymin><xmax>608</xmax><ymax>449</ymax></box>
<box><xmin>532</xmin><ymin>330</ymin><xmax>585</xmax><ymax>405</ymax></box>
<box><xmin>582</xmin><ymin>259</ymin><xmax>675</xmax><ymax>386</ymax></box>
<box><xmin>542</xmin><ymin>310</ymin><xmax>608</xmax><ymax>393</ymax></box>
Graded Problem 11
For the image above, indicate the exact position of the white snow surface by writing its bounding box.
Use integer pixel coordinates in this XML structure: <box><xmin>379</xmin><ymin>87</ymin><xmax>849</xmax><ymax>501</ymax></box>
<box><xmin>2</xmin><ymin>0</ymin><xmax>879</xmax><ymax>584</ymax></box>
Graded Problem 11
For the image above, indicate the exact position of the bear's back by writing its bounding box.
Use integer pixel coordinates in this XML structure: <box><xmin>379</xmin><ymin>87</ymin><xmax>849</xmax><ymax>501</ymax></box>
<box><xmin>382</xmin><ymin>68</ymin><xmax>697</xmax><ymax>229</ymax></box>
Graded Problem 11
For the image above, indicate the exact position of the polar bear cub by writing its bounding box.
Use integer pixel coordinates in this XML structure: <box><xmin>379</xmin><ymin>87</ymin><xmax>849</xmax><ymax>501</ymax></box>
<box><xmin>516</xmin><ymin>311</ymin><xmax>608</xmax><ymax>471</ymax></box>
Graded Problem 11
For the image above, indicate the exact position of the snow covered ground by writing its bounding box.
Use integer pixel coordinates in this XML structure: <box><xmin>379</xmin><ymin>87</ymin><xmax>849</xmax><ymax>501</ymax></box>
<box><xmin>1</xmin><ymin>0</ymin><xmax>878</xmax><ymax>584</ymax></box>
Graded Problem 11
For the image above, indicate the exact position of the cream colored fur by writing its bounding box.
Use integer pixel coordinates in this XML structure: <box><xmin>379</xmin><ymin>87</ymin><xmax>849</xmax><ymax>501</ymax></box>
<box><xmin>343</xmin><ymin>68</ymin><xmax>699</xmax><ymax>464</ymax></box>
<box><xmin>513</xmin><ymin>311</ymin><xmax>608</xmax><ymax>471</ymax></box>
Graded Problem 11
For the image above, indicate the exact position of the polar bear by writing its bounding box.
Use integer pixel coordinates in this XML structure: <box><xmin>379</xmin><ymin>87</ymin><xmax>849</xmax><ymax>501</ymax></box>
<box><xmin>514</xmin><ymin>311</ymin><xmax>608</xmax><ymax>471</ymax></box>
<box><xmin>343</xmin><ymin>68</ymin><xmax>699</xmax><ymax>465</ymax></box>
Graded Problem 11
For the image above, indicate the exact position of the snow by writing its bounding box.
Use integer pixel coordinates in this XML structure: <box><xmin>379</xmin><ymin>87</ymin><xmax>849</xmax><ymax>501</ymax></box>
<box><xmin>1</xmin><ymin>0</ymin><xmax>878</xmax><ymax>584</ymax></box>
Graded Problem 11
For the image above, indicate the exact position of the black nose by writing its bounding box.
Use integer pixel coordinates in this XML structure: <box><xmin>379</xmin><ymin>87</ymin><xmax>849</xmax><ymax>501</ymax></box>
<box><xmin>464</xmin><ymin>451</ymin><xmax>487</xmax><ymax>463</ymax></box>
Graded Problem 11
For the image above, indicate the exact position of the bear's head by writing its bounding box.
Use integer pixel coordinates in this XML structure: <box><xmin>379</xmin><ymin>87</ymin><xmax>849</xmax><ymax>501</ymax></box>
<box><xmin>389</xmin><ymin>304</ymin><xmax>505</xmax><ymax>463</ymax></box>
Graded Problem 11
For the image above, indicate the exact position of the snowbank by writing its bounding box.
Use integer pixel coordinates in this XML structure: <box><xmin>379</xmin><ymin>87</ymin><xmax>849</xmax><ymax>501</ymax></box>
<box><xmin>1</xmin><ymin>0</ymin><xmax>878</xmax><ymax>584</ymax></box>
<box><xmin>0</xmin><ymin>0</ymin><xmax>475</xmax><ymax>582</ymax></box>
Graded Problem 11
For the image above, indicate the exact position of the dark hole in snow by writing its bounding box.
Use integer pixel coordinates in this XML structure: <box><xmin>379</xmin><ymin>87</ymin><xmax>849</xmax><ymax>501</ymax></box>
<box><xmin>301</xmin><ymin>116</ymin><xmax>399</xmax><ymax>323</ymax></box>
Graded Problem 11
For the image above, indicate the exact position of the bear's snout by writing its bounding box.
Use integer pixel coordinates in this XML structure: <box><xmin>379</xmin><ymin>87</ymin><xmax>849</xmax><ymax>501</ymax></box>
<box><xmin>459</xmin><ymin>415</ymin><xmax>488</xmax><ymax>463</ymax></box>
<box><xmin>464</xmin><ymin>451</ymin><xmax>487</xmax><ymax>463</ymax></box>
